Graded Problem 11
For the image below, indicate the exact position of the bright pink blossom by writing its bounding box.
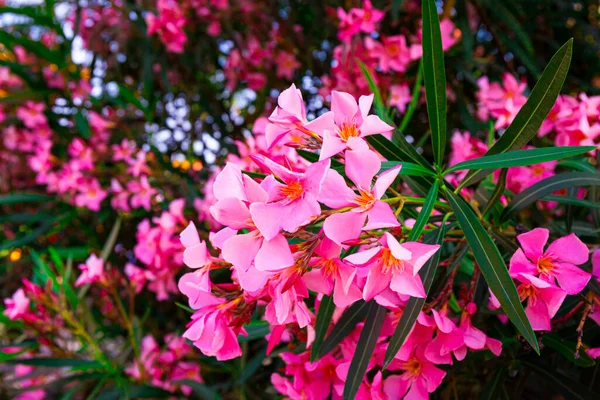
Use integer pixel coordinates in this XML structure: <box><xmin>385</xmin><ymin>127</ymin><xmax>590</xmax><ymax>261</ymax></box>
<box><xmin>75</xmin><ymin>254</ymin><xmax>105</xmax><ymax>287</ymax></box>
<box><xmin>3</xmin><ymin>288</ymin><xmax>30</xmax><ymax>320</ymax></box>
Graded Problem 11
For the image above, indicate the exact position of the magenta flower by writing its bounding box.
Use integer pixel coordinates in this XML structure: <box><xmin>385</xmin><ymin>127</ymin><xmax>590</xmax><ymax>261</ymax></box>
<box><xmin>345</xmin><ymin>232</ymin><xmax>440</xmax><ymax>301</ymax></box>
<box><xmin>319</xmin><ymin>91</ymin><xmax>394</xmax><ymax>160</ymax></box>
<box><xmin>16</xmin><ymin>101</ymin><xmax>47</xmax><ymax>129</ymax></box>
<box><xmin>3</xmin><ymin>288</ymin><xmax>30</xmax><ymax>320</ymax></box>
<box><xmin>383</xmin><ymin>347</ymin><xmax>446</xmax><ymax>400</ymax></box>
<box><xmin>320</xmin><ymin>149</ymin><xmax>400</xmax><ymax>246</ymax></box>
<box><xmin>512</xmin><ymin>273</ymin><xmax>567</xmax><ymax>331</ymax></box>
<box><xmin>365</xmin><ymin>35</ymin><xmax>411</xmax><ymax>73</ymax></box>
<box><xmin>249</xmin><ymin>156</ymin><xmax>330</xmax><ymax>241</ymax></box>
<box><xmin>352</xmin><ymin>0</ymin><xmax>384</xmax><ymax>34</ymax></box>
<box><xmin>75</xmin><ymin>254</ymin><xmax>105</xmax><ymax>287</ymax></box>
<box><xmin>509</xmin><ymin>228</ymin><xmax>591</xmax><ymax>295</ymax></box>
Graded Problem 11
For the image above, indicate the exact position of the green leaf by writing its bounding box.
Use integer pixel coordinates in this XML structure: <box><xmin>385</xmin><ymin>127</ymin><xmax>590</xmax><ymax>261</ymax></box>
<box><xmin>100</xmin><ymin>217</ymin><xmax>121</xmax><ymax>262</ymax></box>
<box><xmin>5</xmin><ymin>358</ymin><xmax>103</xmax><ymax>369</ymax></box>
<box><xmin>237</xmin><ymin>347</ymin><xmax>267</xmax><ymax>385</ymax></box>
<box><xmin>117</xmin><ymin>83</ymin><xmax>145</xmax><ymax>111</ymax></box>
<box><xmin>479</xmin><ymin>367</ymin><xmax>507</xmax><ymax>400</ymax></box>
<box><xmin>407</xmin><ymin>180</ymin><xmax>440</xmax><ymax>241</ymax></box>
<box><xmin>444</xmin><ymin>189</ymin><xmax>538</xmax><ymax>353</ymax></box>
<box><xmin>542</xmin><ymin>333</ymin><xmax>595</xmax><ymax>367</ymax></box>
<box><xmin>177</xmin><ymin>380</ymin><xmax>221</xmax><ymax>400</ymax></box>
<box><xmin>343</xmin><ymin>302</ymin><xmax>387</xmax><ymax>400</ymax></box>
<box><xmin>74</xmin><ymin>110</ymin><xmax>91</xmax><ymax>139</ymax></box>
<box><xmin>380</xmin><ymin>161</ymin><xmax>437</xmax><ymax>178</ymax></box>
<box><xmin>459</xmin><ymin>39</ymin><xmax>573</xmax><ymax>189</ymax></box>
<box><xmin>31</xmin><ymin>250</ymin><xmax>58</xmax><ymax>292</ymax></box>
<box><xmin>238</xmin><ymin>321</ymin><xmax>270</xmax><ymax>342</ymax></box>
<box><xmin>311</xmin><ymin>295</ymin><xmax>335</xmax><ymax>362</ymax></box>
<box><xmin>446</xmin><ymin>146</ymin><xmax>595</xmax><ymax>174</ymax></box>
<box><xmin>0</xmin><ymin>193</ymin><xmax>51</xmax><ymax>205</ymax></box>
<box><xmin>501</xmin><ymin>172</ymin><xmax>600</xmax><ymax>222</ymax></box>
<box><xmin>522</xmin><ymin>360</ymin><xmax>599</xmax><ymax>400</ymax></box>
<box><xmin>542</xmin><ymin>195</ymin><xmax>600</xmax><ymax>209</ymax></box>
<box><xmin>383</xmin><ymin>226</ymin><xmax>446</xmax><ymax>369</ymax></box>
<box><xmin>297</xmin><ymin>150</ymin><xmax>344</xmax><ymax>171</ymax></box>
<box><xmin>358</xmin><ymin>61</ymin><xmax>387</xmax><ymax>118</ymax></box>
<box><xmin>422</xmin><ymin>0</ymin><xmax>447</xmax><ymax>166</ymax></box>
<box><xmin>319</xmin><ymin>300</ymin><xmax>370</xmax><ymax>358</ymax></box>
<box><xmin>366</xmin><ymin>134</ymin><xmax>432</xmax><ymax>171</ymax></box>
<box><xmin>482</xmin><ymin>168</ymin><xmax>508</xmax><ymax>216</ymax></box>
<box><xmin>391</xmin><ymin>0</ymin><xmax>403</xmax><ymax>21</ymax></box>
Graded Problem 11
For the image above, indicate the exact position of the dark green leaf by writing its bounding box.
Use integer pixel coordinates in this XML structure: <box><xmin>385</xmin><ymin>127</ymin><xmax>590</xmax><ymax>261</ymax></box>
<box><xmin>542</xmin><ymin>333</ymin><xmax>595</xmax><ymax>367</ymax></box>
<box><xmin>407</xmin><ymin>180</ymin><xmax>440</xmax><ymax>241</ymax></box>
<box><xmin>446</xmin><ymin>146</ymin><xmax>595</xmax><ymax>174</ymax></box>
<box><xmin>177</xmin><ymin>380</ymin><xmax>222</xmax><ymax>400</ymax></box>
<box><xmin>319</xmin><ymin>300</ymin><xmax>370</xmax><ymax>358</ymax></box>
<box><xmin>383</xmin><ymin>226</ymin><xmax>446</xmax><ymax>369</ymax></box>
<box><xmin>358</xmin><ymin>61</ymin><xmax>386</xmax><ymax>118</ymax></box>
<box><xmin>74</xmin><ymin>110</ymin><xmax>91</xmax><ymax>139</ymax></box>
<box><xmin>343</xmin><ymin>302</ymin><xmax>387</xmax><ymax>400</ymax></box>
<box><xmin>522</xmin><ymin>361</ymin><xmax>598</xmax><ymax>400</ymax></box>
<box><xmin>0</xmin><ymin>193</ymin><xmax>51</xmax><ymax>205</ymax></box>
<box><xmin>501</xmin><ymin>172</ymin><xmax>600</xmax><ymax>221</ymax></box>
<box><xmin>238</xmin><ymin>321</ymin><xmax>270</xmax><ymax>342</ymax></box>
<box><xmin>459</xmin><ymin>39</ymin><xmax>573</xmax><ymax>188</ymax></box>
<box><xmin>422</xmin><ymin>0</ymin><xmax>447</xmax><ymax>166</ymax></box>
<box><xmin>237</xmin><ymin>347</ymin><xmax>267</xmax><ymax>385</ymax></box>
<box><xmin>542</xmin><ymin>195</ymin><xmax>600</xmax><ymax>209</ymax></box>
<box><xmin>445</xmin><ymin>189</ymin><xmax>538</xmax><ymax>352</ymax></box>
<box><xmin>482</xmin><ymin>168</ymin><xmax>507</xmax><ymax>216</ymax></box>
<box><xmin>380</xmin><ymin>161</ymin><xmax>437</xmax><ymax>178</ymax></box>
<box><xmin>5</xmin><ymin>358</ymin><xmax>103</xmax><ymax>368</ymax></box>
<box><xmin>479</xmin><ymin>367</ymin><xmax>507</xmax><ymax>400</ymax></box>
<box><xmin>311</xmin><ymin>295</ymin><xmax>335</xmax><ymax>362</ymax></box>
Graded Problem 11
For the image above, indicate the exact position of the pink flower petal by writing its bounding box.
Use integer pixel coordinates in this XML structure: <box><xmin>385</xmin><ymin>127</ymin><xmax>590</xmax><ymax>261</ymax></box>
<box><xmin>517</xmin><ymin>228</ymin><xmax>548</xmax><ymax>261</ymax></box>
<box><xmin>323</xmin><ymin>211</ymin><xmax>367</xmax><ymax>246</ymax></box>
<box><xmin>345</xmin><ymin>149</ymin><xmax>380</xmax><ymax>191</ymax></box>
<box><xmin>547</xmin><ymin>233</ymin><xmax>589</xmax><ymax>265</ymax></box>
<box><xmin>364</xmin><ymin>201</ymin><xmax>400</xmax><ymax>230</ymax></box>
<box><xmin>255</xmin><ymin>234</ymin><xmax>294</xmax><ymax>271</ymax></box>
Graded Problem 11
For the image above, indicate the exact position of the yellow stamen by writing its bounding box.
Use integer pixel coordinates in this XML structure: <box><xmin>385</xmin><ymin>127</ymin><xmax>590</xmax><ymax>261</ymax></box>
<box><xmin>280</xmin><ymin>181</ymin><xmax>305</xmax><ymax>201</ymax></box>
<box><xmin>381</xmin><ymin>248</ymin><xmax>405</xmax><ymax>274</ymax></box>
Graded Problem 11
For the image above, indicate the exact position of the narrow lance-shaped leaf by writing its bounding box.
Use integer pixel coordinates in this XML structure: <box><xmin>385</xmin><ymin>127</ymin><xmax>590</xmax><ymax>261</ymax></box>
<box><xmin>422</xmin><ymin>0</ymin><xmax>447</xmax><ymax>166</ymax></box>
<box><xmin>380</xmin><ymin>161</ymin><xmax>437</xmax><ymax>178</ymax></box>
<box><xmin>482</xmin><ymin>168</ymin><xmax>507</xmax><ymax>216</ymax></box>
<box><xmin>459</xmin><ymin>39</ymin><xmax>573</xmax><ymax>189</ymax></box>
<box><xmin>343</xmin><ymin>302</ymin><xmax>387</xmax><ymax>400</ymax></box>
<box><xmin>444</xmin><ymin>188</ymin><xmax>539</xmax><ymax>353</ymax></box>
<box><xmin>501</xmin><ymin>172</ymin><xmax>600</xmax><ymax>222</ymax></box>
<box><xmin>445</xmin><ymin>146</ymin><xmax>595</xmax><ymax>174</ymax></box>
<box><xmin>407</xmin><ymin>180</ymin><xmax>440</xmax><ymax>241</ymax></box>
<box><xmin>311</xmin><ymin>295</ymin><xmax>335</xmax><ymax>362</ymax></box>
<box><xmin>383</xmin><ymin>225</ymin><xmax>446</xmax><ymax>369</ymax></box>
<box><xmin>319</xmin><ymin>300</ymin><xmax>370</xmax><ymax>358</ymax></box>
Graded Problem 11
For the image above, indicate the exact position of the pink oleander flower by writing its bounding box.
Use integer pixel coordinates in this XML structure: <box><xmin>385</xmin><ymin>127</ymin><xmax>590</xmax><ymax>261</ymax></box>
<box><xmin>74</xmin><ymin>178</ymin><xmax>107</xmax><ymax>211</ymax></box>
<box><xmin>112</xmin><ymin>139</ymin><xmax>137</xmax><ymax>161</ymax></box>
<box><xmin>320</xmin><ymin>149</ymin><xmax>400</xmax><ymax>246</ymax></box>
<box><xmin>209</xmin><ymin>163</ymin><xmax>294</xmax><ymax>281</ymax></box>
<box><xmin>303</xmin><ymin>236</ymin><xmax>362</xmax><ymax>307</ymax></box>
<box><xmin>128</xmin><ymin>175</ymin><xmax>157</xmax><ymax>210</ymax></box>
<box><xmin>448</xmin><ymin>130</ymin><xmax>488</xmax><ymax>167</ymax></box>
<box><xmin>75</xmin><ymin>254</ymin><xmax>105</xmax><ymax>287</ymax></box>
<box><xmin>265</xmin><ymin>84</ymin><xmax>334</xmax><ymax>149</ymax></box>
<box><xmin>319</xmin><ymin>91</ymin><xmax>394</xmax><ymax>160</ymax></box>
<box><xmin>3</xmin><ymin>288</ymin><xmax>30</xmax><ymax>320</ymax></box>
<box><xmin>146</xmin><ymin>0</ymin><xmax>187</xmax><ymax>53</ymax></box>
<box><xmin>365</xmin><ymin>35</ymin><xmax>411</xmax><ymax>73</ymax></box>
<box><xmin>345</xmin><ymin>232</ymin><xmax>440</xmax><ymax>301</ymax></box>
<box><xmin>389</xmin><ymin>84</ymin><xmax>411</xmax><ymax>113</ymax></box>
<box><xmin>337</xmin><ymin>7</ymin><xmax>361</xmax><ymax>42</ymax></box>
<box><xmin>353</xmin><ymin>0</ymin><xmax>384</xmax><ymax>34</ymax></box>
<box><xmin>276</xmin><ymin>50</ymin><xmax>300</xmax><ymax>80</ymax></box>
<box><xmin>265</xmin><ymin>268</ymin><xmax>312</xmax><ymax>328</ymax></box>
<box><xmin>178</xmin><ymin>278</ymin><xmax>242</xmax><ymax>360</ymax></box>
<box><xmin>508</xmin><ymin>272</ymin><xmax>567</xmax><ymax>331</ymax></box>
<box><xmin>509</xmin><ymin>228</ymin><xmax>591</xmax><ymax>295</ymax></box>
<box><xmin>384</xmin><ymin>346</ymin><xmax>446</xmax><ymax>400</ymax></box>
<box><xmin>249</xmin><ymin>156</ymin><xmax>330</xmax><ymax>241</ymax></box>
<box><xmin>16</xmin><ymin>101</ymin><xmax>47</xmax><ymax>129</ymax></box>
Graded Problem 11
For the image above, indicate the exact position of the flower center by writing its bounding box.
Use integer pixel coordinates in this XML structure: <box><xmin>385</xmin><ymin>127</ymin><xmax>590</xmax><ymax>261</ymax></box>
<box><xmin>338</xmin><ymin>122</ymin><xmax>360</xmax><ymax>142</ymax></box>
<box><xmin>352</xmin><ymin>189</ymin><xmax>376</xmax><ymax>211</ymax></box>
<box><xmin>387</xmin><ymin>43</ymin><xmax>400</xmax><ymax>56</ymax></box>
<box><xmin>531</xmin><ymin>165</ymin><xmax>545</xmax><ymax>177</ymax></box>
<box><xmin>518</xmin><ymin>284</ymin><xmax>538</xmax><ymax>303</ymax></box>
<box><xmin>280</xmin><ymin>181</ymin><xmax>304</xmax><ymax>201</ymax></box>
<box><xmin>402</xmin><ymin>358</ymin><xmax>422</xmax><ymax>378</ymax></box>
<box><xmin>537</xmin><ymin>256</ymin><xmax>555</xmax><ymax>275</ymax></box>
<box><xmin>381</xmin><ymin>248</ymin><xmax>405</xmax><ymax>274</ymax></box>
<box><xmin>320</xmin><ymin>259</ymin><xmax>338</xmax><ymax>279</ymax></box>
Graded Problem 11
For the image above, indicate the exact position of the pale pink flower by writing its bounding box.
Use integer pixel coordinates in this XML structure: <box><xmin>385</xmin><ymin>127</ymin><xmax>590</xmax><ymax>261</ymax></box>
<box><xmin>249</xmin><ymin>156</ymin><xmax>330</xmax><ymax>241</ymax></box>
<box><xmin>320</xmin><ymin>149</ymin><xmax>400</xmax><ymax>245</ymax></box>
<box><xmin>345</xmin><ymin>232</ymin><xmax>440</xmax><ymax>301</ymax></box>
<box><xmin>319</xmin><ymin>91</ymin><xmax>393</xmax><ymax>160</ymax></box>
<box><xmin>74</xmin><ymin>178</ymin><xmax>107</xmax><ymax>211</ymax></box>
<box><xmin>389</xmin><ymin>84</ymin><xmax>411</xmax><ymax>113</ymax></box>
<box><xmin>17</xmin><ymin>101</ymin><xmax>47</xmax><ymax>129</ymax></box>
<box><xmin>365</xmin><ymin>35</ymin><xmax>411</xmax><ymax>73</ymax></box>
<box><xmin>128</xmin><ymin>175</ymin><xmax>157</xmax><ymax>210</ymax></box>
<box><xmin>75</xmin><ymin>254</ymin><xmax>105</xmax><ymax>287</ymax></box>
<box><xmin>3</xmin><ymin>289</ymin><xmax>30</xmax><ymax>320</ymax></box>
<box><xmin>276</xmin><ymin>51</ymin><xmax>300</xmax><ymax>80</ymax></box>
